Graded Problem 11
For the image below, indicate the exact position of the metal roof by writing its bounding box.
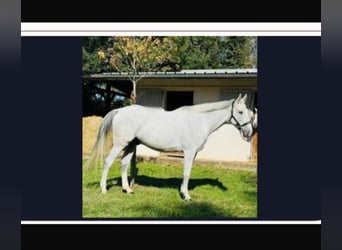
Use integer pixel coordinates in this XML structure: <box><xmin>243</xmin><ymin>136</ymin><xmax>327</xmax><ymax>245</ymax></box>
<box><xmin>83</xmin><ymin>68</ymin><xmax>257</xmax><ymax>81</ymax></box>
<box><xmin>180</xmin><ymin>68</ymin><xmax>257</xmax><ymax>74</ymax></box>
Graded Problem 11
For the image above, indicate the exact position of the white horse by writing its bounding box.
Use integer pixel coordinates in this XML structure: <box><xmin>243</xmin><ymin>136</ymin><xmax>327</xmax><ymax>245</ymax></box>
<box><xmin>85</xmin><ymin>93</ymin><xmax>253</xmax><ymax>200</ymax></box>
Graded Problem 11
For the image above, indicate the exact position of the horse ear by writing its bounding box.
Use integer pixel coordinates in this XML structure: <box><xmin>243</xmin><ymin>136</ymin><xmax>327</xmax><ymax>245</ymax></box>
<box><xmin>236</xmin><ymin>93</ymin><xmax>242</xmax><ymax>101</ymax></box>
<box><xmin>241</xmin><ymin>94</ymin><xmax>248</xmax><ymax>103</ymax></box>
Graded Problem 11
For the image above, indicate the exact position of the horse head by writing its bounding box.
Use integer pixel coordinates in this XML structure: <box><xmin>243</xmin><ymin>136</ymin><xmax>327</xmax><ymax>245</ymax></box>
<box><xmin>230</xmin><ymin>93</ymin><xmax>254</xmax><ymax>142</ymax></box>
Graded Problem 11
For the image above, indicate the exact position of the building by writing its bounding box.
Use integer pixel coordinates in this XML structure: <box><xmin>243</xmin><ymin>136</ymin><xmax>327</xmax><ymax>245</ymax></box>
<box><xmin>83</xmin><ymin>68</ymin><xmax>257</xmax><ymax>162</ymax></box>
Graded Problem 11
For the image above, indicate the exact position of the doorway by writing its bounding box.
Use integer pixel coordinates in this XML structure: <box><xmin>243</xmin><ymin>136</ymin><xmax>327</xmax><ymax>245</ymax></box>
<box><xmin>166</xmin><ymin>91</ymin><xmax>194</xmax><ymax>111</ymax></box>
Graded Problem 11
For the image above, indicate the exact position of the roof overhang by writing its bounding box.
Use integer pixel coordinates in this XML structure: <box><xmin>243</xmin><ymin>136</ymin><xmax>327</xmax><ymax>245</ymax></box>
<box><xmin>83</xmin><ymin>69</ymin><xmax>257</xmax><ymax>81</ymax></box>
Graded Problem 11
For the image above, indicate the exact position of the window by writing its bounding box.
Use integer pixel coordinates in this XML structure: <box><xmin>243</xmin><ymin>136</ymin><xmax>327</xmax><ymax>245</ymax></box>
<box><xmin>136</xmin><ymin>89</ymin><xmax>163</xmax><ymax>107</ymax></box>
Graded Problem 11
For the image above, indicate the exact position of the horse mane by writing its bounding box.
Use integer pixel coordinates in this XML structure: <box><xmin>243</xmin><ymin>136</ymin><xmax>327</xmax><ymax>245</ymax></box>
<box><xmin>132</xmin><ymin>104</ymin><xmax>164</xmax><ymax>111</ymax></box>
<box><xmin>175</xmin><ymin>100</ymin><xmax>234</xmax><ymax>113</ymax></box>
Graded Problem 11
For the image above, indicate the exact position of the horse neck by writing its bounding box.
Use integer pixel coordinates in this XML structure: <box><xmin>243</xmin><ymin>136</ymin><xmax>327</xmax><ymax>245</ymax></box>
<box><xmin>203</xmin><ymin>108</ymin><xmax>231</xmax><ymax>135</ymax></box>
<box><xmin>190</xmin><ymin>100</ymin><xmax>232</xmax><ymax>112</ymax></box>
<box><xmin>177</xmin><ymin>100</ymin><xmax>233</xmax><ymax>113</ymax></box>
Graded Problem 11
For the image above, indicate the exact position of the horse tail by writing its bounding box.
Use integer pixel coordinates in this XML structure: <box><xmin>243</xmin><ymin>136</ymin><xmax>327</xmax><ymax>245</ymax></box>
<box><xmin>84</xmin><ymin>109</ymin><xmax>118</xmax><ymax>169</ymax></box>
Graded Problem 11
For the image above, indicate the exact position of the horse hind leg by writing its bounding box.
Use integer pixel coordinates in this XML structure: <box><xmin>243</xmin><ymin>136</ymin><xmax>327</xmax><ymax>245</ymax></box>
<box><xmin>100</xmin><ymin>145</ymin><xmax>124</xmax><ymax>193</ymax></box>
<box><xmin>180</xmin><ymin>150</ymin><xmax>197</xmax><ymax>201</ymax></box>
<box><xmin>120</xmin><ymin>144</ymin><xmax>136</xmax><ymax>194</ymax></box>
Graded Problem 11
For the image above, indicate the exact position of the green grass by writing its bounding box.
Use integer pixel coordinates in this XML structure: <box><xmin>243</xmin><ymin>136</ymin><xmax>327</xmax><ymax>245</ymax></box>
<box><xmin>83</xmin><ymin>160</ymin><xmax>257</xmax><ymax>219</ymax></box>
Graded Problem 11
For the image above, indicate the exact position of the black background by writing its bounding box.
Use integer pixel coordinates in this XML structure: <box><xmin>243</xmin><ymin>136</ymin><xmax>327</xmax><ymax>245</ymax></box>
<box><xmin>21</xmin><ymin>0</ymin><xmax>320</xmax><ymax>22</ymax></box>
<box><xmin>22</xmin><ymin>224</ymin><xmax>320</xmax><ymax>249</ymax></box>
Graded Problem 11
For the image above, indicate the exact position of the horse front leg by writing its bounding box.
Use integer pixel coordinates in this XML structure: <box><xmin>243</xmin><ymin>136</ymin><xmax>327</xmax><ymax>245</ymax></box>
<box><xmin>180</xmin><ymin>150</ymin><xmax>197</xmax><ymax>201</ymax></box>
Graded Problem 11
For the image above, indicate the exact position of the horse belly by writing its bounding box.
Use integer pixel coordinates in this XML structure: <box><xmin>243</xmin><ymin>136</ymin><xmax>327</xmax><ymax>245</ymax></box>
<box><xmin>136</xmin><ymin>124</ymin><xmax>182</xmax><ymax>152</ymax></box>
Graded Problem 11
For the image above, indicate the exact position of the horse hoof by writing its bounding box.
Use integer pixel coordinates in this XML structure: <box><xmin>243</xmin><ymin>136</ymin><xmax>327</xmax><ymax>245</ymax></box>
<box><xmin>180</xmin><ymin>191</ymin><xmax>191</xmax><ymax>201</ymax></box>
<box><xmin>122</xmin><ymin>189</ymin><xmax>134</xmax><ymax>194</ymax></box>
<box><xmin>182</xmin><ymin>195</ymin><xmax>192</xmax><ymax>201</ymax></box>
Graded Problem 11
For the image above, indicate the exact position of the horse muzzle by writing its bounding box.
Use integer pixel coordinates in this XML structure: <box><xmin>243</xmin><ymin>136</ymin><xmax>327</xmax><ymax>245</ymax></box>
<box><xmin>240</xmin><ymin>124</ymin><xmax>253</xmax><ymax>142</ymax></box>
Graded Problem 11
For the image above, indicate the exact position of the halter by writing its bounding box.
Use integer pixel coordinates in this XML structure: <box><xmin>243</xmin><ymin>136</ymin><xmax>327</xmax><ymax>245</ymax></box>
<box><xmin>229</xmin><ymin>100</ymin><xmax>252</xmax><ymax>130</ymax></box>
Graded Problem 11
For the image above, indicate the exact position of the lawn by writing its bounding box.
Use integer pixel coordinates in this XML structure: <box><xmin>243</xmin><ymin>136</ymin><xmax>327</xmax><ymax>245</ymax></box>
<box><xmin>83</xmin><ymin>159</ymin><xmax>257</xmax><ymax>219</ymax></box>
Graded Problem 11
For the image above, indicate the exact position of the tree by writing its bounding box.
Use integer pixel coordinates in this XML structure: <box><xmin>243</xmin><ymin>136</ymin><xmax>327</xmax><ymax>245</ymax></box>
<box><xmin>83</xmin><ymin>36</ymin><xmax>257</xmax><ymax>75</ymax></box>
<box><xmin>82</xmin><ymin>37</ymin><xmax>112</xmax><ymax>74</ymax></box>
<box><xmin>104</xmin><ymin>36</ymin><xmax>178</xmax><ymax>103</ymax></box>
<box><xmin>171</xmin><ymin>36</ymin><xmax>256</xmax><ymax>69</ymax></box>
<box><xmin>219</xmin><ymin>36</ymin><xmax>256</xmax><ymax>68</ymax></box>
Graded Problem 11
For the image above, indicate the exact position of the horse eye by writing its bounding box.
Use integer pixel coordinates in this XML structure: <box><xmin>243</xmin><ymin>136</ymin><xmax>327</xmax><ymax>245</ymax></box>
<box><xmin>238</xmin><ymin>111</ymin><xmax>243</xmax><ymax>115</ymax></box>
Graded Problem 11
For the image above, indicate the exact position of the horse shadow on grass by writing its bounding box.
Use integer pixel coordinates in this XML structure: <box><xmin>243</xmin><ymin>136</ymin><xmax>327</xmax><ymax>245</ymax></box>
<box><xmin>138</xmin><ymin>175</ymin><xmax>227</xmax><ymax>191</ymax></box>
<box><xmin>86</xmin><ymin>175</ymin><xmax>228</xmax><ymax>193</ymax></box>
